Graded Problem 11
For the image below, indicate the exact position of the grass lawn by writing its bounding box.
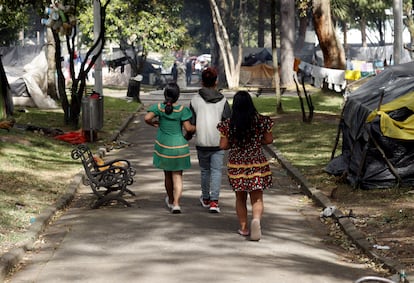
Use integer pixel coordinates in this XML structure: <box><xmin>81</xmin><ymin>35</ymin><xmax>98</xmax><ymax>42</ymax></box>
<box><xmin>0</xmin><ymin>91</ymin><xmax>139</xmax><ymax>251</ymax></box>
<box><xmin>253</xmin><ymin>90</ymin><xmax>344</xmax><ymax>178</ymax></box>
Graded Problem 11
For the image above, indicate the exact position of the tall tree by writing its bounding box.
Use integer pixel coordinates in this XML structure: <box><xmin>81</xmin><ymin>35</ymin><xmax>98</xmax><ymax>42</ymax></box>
<box><xmin>182</xmin><ymin>0</ymin><xmax>212</xmax><ymax>53</ymax></box>
<box><xmin>296</xmin><ymin>0</ymin><xmax>311</xmax><ymax>54</ymax></box>
<box><xmin>258</xmin><ymin>0</ymin><xmax>265</xmax><ymax>47</ymax></box>
<box><xmin>208</xmin><ymin>0</ymin><xmax>244</xmax><ymax>89</ymax></box>
<box><xmin>313</xmin><ymin>0</ymin><xmax>345</xmax><ymax>69</ymax></box>
<box><xmin>350</xmin><ymin>0</ymin><xmax>392</xmax><ymax>47</ymax></box>
<box><xmin>280</xmin><ymin>0</ymin><xmax>295</xmax><ymax>87</ymax></box>
<box><xmin>271</xmin><ymin>0</ymin><xmax>282</xmax><ymax>113</ymax></box>
<box><xmin>403</xmin><ymin>0</ymin><xmax>414</xmax><ymax>59</ymax></box>
<box><xmin>51</xmin><ymin>0</ymin><xmax>109</xmax><ymax>127</ymax></box>
<box><xmin>0</xmin><ymin>1</ymin><xmax>30</xmax><ymax>45</ymax></box>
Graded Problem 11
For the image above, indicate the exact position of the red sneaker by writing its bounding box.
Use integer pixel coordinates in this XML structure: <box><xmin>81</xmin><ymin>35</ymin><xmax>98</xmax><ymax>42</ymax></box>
<box><xmin>209</xmin><ymin>200</ymin><xmax>220</xmax><ymax>213</ymax></box>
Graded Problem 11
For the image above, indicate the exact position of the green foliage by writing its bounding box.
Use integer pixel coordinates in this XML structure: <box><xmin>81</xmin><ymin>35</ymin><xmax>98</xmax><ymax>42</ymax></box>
<box><xmin>350</xmin><ymin>0</ymin><xmax>393</xmax><ymax>27</ymax></box>
<box><xmin>182</xmin><ymin>0</ymin><xmax>212</xmax><ymax>52</ymax></box>
<box><xmin>0</xmin><ymin>4</ymin><xmax>29</xmax><ymax>45</ymax></box>
<box><xmin>296</xmin><ymin>0</ymin><xmax>312</xmax><ymax>18</ymax></box>
<box><xmin>331</xmin><ymin>0</ymin><xmax>351</xmax><ymax>20</ymax></box>
<box><xmin>79</xmin><ymin>0</ymin><xmax>189</xmax><ymax>53</ymax></box>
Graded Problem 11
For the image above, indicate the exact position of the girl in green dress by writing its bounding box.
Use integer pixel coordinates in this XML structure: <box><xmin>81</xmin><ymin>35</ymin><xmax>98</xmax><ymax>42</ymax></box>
<box><xmin>144</xmin><ymin>83</ymin><xmax>195</xmax><ymax>213</ymax></box>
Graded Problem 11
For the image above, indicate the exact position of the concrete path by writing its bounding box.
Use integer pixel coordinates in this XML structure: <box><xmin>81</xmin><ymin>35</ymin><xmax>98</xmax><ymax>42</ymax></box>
<box><xmin>5</xmin><ymin>91</ymin><xmax>379</xmax><ymax>283</ymax></box>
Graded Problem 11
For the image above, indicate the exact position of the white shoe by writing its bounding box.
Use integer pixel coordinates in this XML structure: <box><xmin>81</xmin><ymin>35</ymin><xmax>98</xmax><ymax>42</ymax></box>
<box><xmin>171</xmin><ymin>205</ymin><xmax>181</xmax><ymax>214</ymax></box>
<box><xmin>165</xmin><ymin>196</ymin><xmax>173</xmax><ymax>209</ymax></box>
<box><xmin>250</xmin><ymin>219</ymin><xmax>261</xmax><ymax>241</ymax></box>
<box><xmin>199</xmin><ymin>196</ymin><xmax>210</xmax><ymax>208</ymax></box>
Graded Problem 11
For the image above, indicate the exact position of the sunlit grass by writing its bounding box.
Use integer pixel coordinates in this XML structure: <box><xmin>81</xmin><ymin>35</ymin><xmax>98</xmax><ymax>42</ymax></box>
<box><xmin>0</xmin><ymin>90</ymin><xmax>139</xmax><ymax>252</ymax></box>
<box><xmin>254</xmin><ymin>90</ymin><xmax>344</xmax><ymax>180</ymax></box>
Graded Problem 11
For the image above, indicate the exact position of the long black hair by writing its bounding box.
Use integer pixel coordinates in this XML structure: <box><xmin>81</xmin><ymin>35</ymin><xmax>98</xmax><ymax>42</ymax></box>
<box><xmin>163</xmin><ymin>82</ymin><xmax>180</xmax><ymax>115</ymax></box>
<box><xmin>229</xmin><ymin>91</ymin><xmax>258</xmax><ymax>147</ymax></box>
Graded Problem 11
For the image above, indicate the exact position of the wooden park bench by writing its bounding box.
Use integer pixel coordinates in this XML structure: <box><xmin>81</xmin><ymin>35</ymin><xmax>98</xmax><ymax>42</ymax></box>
<box><xmin>71</xmin><ymin>144</ymin><xmax>136</xmax><ymax>208</ymax></box>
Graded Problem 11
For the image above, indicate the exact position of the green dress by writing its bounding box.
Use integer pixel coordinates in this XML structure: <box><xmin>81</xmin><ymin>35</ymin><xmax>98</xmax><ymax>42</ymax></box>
<box><xmin>147</xmin><ymin>103</ymin><xmax>192</xmax><ymax>171</ymax></box>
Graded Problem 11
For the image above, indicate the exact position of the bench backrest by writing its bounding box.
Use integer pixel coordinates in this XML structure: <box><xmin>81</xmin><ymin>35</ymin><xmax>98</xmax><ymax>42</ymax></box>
<box><xmin>71</xmin><ymin>144</ymin><xmax>100</xmax><ymax>177</ymax></box>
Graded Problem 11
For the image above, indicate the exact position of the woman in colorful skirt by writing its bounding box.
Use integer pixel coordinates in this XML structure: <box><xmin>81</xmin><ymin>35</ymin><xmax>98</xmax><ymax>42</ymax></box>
<box><xmin>217</xmin><ymin>91</ymin><xmax>274</xmax><ymax>240</ymax></box>
<box><xmin>145</xmin><ymin>82</ymin><xmax>195</xmax><ymax>213</ymax></box>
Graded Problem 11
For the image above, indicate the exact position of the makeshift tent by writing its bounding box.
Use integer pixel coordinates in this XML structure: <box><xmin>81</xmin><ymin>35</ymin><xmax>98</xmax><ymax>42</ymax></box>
<box><xmin>240</xmin><ymin>64</ymin><xmax>275</xmax><ymax>87</ymax></box>
<box><xmin>243</xmin><ymin>48</ymin><xmax>272</xmax><ymax>66</ymax></box>
<box><xmin>326</xmin><ymin>61</ymin><xmax>414</xmax><ymax>189</ymax></box>
<box><xmin>1</xmin><ymin>46</ymin><xmax>58</xmax><ymax>109</ymax></box>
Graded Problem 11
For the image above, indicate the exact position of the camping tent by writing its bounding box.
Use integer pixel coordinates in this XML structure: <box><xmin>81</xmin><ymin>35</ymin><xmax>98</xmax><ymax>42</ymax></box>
<box><xmin>326</xmin><ymin>61</ymin><xmax>414</xmax><ymax>189</ymax></box>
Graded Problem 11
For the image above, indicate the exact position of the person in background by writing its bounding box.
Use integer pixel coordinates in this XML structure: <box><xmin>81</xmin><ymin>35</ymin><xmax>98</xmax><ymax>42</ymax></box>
<box><xmin>217</xmin><ymin>91</ymin><xmax>274</xmax><ymax>241</ymax></box>
<box><xmin>187</xmin><ymin>67</ymin><xmax>231</xmax><ymax>213</ymax></box>
<box><xmin>194</xmin><ymin>60</ymin><xmax>202</xmax><ymax>82</ymax></box>
<box><xmin>171</xmin><ymin>62</ymin><xmax>178</xmax><ymax>82</ymax></box>
<box><xmin>145</xmin><ymin>82</ymin><xmax>195</xmax><ymax>213</ymax></box>
<box><xmin>186</xmin><ymin>59</ymin><xmax>193</xmax><ymax>86</ymax></box>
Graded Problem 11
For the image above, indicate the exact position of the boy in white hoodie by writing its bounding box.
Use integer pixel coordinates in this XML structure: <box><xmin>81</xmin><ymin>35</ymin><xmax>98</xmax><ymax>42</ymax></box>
<box><xmin>187</xmin><ymin>67</ymin><xmax>231</xmax><ymax>213</ymax></box>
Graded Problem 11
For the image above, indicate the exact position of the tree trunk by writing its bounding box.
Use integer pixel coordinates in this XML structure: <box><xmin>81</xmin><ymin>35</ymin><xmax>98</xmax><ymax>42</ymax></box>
<box><xmin>295</xmin><ymin>14</ymin><xmax>308</xmax><ymax>54</ymax></box>
<box><xmin>53</xmin><ymin>30</ymin><xmax>70</xmax><ymax>125</ymax></box>
<box><xmin>46</xmin><ymin>28</ymin><xmax>58</xmax><ymax>100</ymax></box>
<box><xmin>403</xmin><ymin>2</ymin><xmax>414</xmax><ymax>59</ymax></box>
<box><xmin>342</xmin><ymin>21</ymin><xmax>348</xmax><ymax>55</ymax></box>
<box><xmin>280</xmin><ymin>0</ymin><xmax>295</xmax><ymax>87</ymax></box>
<box><xmin>271</xmin><ymin>0</ymin><xmax>282</xmax><ymax>114</ymax></box>
<box><xmin>52</xmin><ymin>0</ymin><xmax>109</xmax><ymax>128</ymax></box>
<box><xmin>360</xmin><ymin>17</ymin><xmax>367</xmax><ymax>47</ymax></box>
<box><xmin>208</xmin><ymin>0</ymin><xmax>242</xmax><ymax>89</ymax></box>
<box><xmin>376</xmin><ymin>19</ymin><xmax>385</xmax><ymax>46</ymax></box>
<box><xmin>312</xmin><ymin>0</ymin><xmax>345</xmax><ymax>69</ymax></box>
<box><xmin>258</xmin><ymin>0</ymin><xmax>265</xmax><ymax>47</ymax></box>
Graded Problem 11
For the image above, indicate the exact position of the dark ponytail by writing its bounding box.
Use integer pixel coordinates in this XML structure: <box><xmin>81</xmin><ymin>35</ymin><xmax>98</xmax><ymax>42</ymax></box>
<box><xmin>164</xmin><ymin>99</ymin><xmax>174</xmax><ymax>115</ymax></box>
<box><xmin>163</xmin><ymin>82</ymin><xmax>180</xmax><ymax>115</ymax></box>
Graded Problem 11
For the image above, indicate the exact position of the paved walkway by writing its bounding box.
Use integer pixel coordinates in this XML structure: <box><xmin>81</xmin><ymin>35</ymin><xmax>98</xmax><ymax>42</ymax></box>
<box><xmin>2</xmin><ymin>90</ymin><xmax>403</xmax><ymax>282</ymax></box>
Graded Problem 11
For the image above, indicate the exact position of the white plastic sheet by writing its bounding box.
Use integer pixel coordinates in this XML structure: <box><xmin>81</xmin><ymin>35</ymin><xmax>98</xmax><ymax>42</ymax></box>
<box><xmin>22</xmin><ymin>50</ymin><xmax>58</xmax><ymax>109</ymax></box>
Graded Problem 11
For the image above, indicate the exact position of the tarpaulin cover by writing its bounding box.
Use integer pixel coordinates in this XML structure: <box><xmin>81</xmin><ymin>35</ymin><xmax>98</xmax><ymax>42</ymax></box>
<box><xmin>54</xmin><ymin>131</ymin><xmax>86</xmax><ymax>144</ymax></box>
<box><xmin>1</xmin><ymin>46</ymin><xmax>58</xmax><ymax>109</ymax></box>
<box><xmin>366</xmin><ymin>91</ymin><xmax>414</xmax><ymax>140</ymax></box>
<box><xmin>326</xmin><ymin>61</ymin><xmax>414</xmax><ymax>189</ymax></box>
<box><xmin>240</xmin><ymin>64</ymin><xmax>275</xmax><ymax>87</ymax></box>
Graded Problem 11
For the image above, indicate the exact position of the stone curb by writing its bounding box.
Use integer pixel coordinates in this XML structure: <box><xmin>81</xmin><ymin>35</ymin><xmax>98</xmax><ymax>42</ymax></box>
<box><xmin>264</xmin><ymin>144</ymin><xmax>411</xmax><ymax>282</ymax></box>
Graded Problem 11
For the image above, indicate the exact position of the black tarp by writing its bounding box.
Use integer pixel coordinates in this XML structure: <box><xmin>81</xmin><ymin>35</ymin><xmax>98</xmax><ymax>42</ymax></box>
<box><xmin>326</xmin><ymin>61</ymin><xmax>414</xmax><ymax>189</ymax></box>
<box><xmin>243</xmin><ymin>49</ymin><xmax>273</xmax><ymax>66</ymax></box>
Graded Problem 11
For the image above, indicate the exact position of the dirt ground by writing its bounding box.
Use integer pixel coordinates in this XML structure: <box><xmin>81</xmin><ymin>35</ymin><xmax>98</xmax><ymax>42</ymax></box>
<box><xmin>283</xmin><ymin>113</ymin><xmax>414</xmax><ymax>274</ymax></box>
<box><xmin>316</xmin><ymin>181</ymin><xmax>414</xmax><ymax>273</ymax></box>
